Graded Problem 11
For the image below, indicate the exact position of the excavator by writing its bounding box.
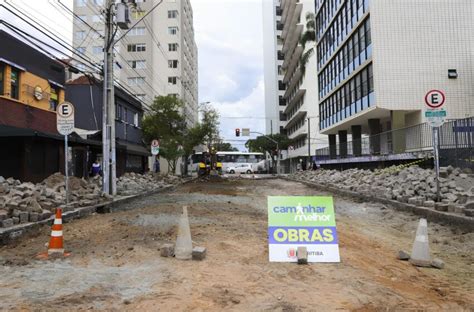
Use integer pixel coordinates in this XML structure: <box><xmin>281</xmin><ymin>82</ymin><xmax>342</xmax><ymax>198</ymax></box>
<box><xmin>197</xmin><ymin>148</ymin><xmax>222</xmax><ymax>177</ymax></box>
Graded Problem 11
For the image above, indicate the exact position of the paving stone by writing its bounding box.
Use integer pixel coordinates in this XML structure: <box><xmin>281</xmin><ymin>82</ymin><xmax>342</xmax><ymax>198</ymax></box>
<box><xmin>19</xmin><ymin>212</ymin><xmax>29</xmax><ymax>224</ymax></box>
<box><xmin>431</xmin><ymin>258</ymin><xmax>445</xmax><ymax>269</ymax></box>
<box><xmin>160</xmin><ymin>243</ymin><xmax>175</xmax><ymax>257</ymax></box>
<box><xmin>1</xmin><ymin>218</ymin><xmax>14</xmax><ymax>228</ymax></box>
<box><xmin>29</xmin><ymin>212</ymin><xmax>39</xmax><ymax>222</ymax></box>
<box><xmin>0</xmin><ymin>209</ymin><xmax>7</xmax><ymax>221</ymax></box>
<box><xmin>192</xmin><ymin>246</ymin><xmax>207</xmax><ymax>261</ymax></box>
<box><xmin>397</xmin><ymin>250</ymin><xmax>410</xmax><ymax>261</ymax></box>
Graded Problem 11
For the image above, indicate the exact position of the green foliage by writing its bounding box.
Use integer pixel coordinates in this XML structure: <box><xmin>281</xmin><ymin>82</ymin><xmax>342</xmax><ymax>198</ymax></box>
<box><xmin>245</xmin><ymin>134</ymin><xmax>292</xmax><ymax>154</ymax></box>
<box><xmin>299</xmin><ymin>11</ymin><xmax>316</xmax><ymax>77</ymax></box>
<box><xmin>141</xmin><ymin>96</ymin><xmax>221</xmax><ymax>174</ymax></box>
<box><xmin>200</xmin><ymin>103</ymin><xmax>220</xmax><ymax>149</ymax></box>
<box><xmin>215</xmin><ymin>142</ymin><xmax>238</xmax><ymax>152</ymax></box>
<box><xmin>142</xmin><ymin>95</ymin><xmax>186</xmax><ymax>173</ymax></box>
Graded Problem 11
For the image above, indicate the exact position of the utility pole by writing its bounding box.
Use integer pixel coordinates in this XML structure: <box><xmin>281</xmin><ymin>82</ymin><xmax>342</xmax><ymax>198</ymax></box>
<box><xmin>101</xmin><ymin>0</ymin><xmax>164</xmax><ymax>195</ymax></box>
<box><xmin>101</xmin><ymin>0</ymin><xmax>112</xmax><ymax>195</ymax></box>
<box><xmin>307</xmin><ymin>117</ymin><xmax>311</xmax><ymax>169</ymax></box>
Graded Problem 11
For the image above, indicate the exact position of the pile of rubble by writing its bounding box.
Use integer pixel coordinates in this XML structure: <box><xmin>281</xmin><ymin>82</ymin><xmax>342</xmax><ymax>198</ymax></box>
<box><xmin>116</xmin><ymin>172</ymin><xmax>181</xmax><ymax>196</ymax></box>
<box><xmin>289</xmin><ymin>165</ymin><xmax>474</xmax><ymax>217</ymax></box>
<box><xmin>0</xmin><ymin>172</ymin><xmax>183</xmax><ymax>228</ymax></box>
<box><xmin>0</xmin><ymin>173</ymin><xmax>106</xmax><ymax>228</ymax></box>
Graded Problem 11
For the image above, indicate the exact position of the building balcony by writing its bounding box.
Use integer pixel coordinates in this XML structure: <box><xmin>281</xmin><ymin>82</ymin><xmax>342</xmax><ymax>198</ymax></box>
<box><xmin>283</xmin><ymin>89</ymin><xmax>305</xmax><ymax>115</ymax></box>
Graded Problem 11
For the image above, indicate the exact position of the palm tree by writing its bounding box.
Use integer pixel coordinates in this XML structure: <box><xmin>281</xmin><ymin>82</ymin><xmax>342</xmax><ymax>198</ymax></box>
<box><xmin>299</xmin><ymin>12</ymin><xmax>316</xmax><ymax>77</ymax></box>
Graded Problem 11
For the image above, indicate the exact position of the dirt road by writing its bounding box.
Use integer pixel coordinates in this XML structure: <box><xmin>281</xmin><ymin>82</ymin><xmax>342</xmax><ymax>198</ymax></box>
<box><xmin>0</xmin><ymin>178</ymin><xmax>473</xmax><ymax>311</ymax></box>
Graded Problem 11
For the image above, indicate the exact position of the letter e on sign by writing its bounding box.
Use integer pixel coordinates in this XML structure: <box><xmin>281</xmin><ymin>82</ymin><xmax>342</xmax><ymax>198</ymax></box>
<box><xmin>425</xmin><ymin>90</ymin><xmax>445</xmax><ymax>109</ymax></box>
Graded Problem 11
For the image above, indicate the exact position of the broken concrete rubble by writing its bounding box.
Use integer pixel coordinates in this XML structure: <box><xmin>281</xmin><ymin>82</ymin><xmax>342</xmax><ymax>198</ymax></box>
<box><xmin>289</xmin><ymin>165</ymin><xmax>474</xmax><ymax>217</ymax></box>
<box><xmin>0</xmin><ymin>172</ymin><xmax>184</xmax><ymax>229</ymax></box>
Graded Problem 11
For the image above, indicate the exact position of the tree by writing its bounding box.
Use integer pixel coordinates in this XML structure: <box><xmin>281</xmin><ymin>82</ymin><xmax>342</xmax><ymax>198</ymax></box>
<box><xmin>142</xmin><ymin>95</ymin><xmax>186</xmax><ymax>173</ymax></box>
<box><xmin>299</xmin><ymin>12</ymin><xmax>316</xmax><ymax>77</ymax></box>
<box><xmin>215</xmin><ymin>142</ymin><xmax>238</xmax><ymax>152</ymax></box>
<box><xmin>199</xmin><ymin>103</ymin><xmax>220</xmax><ymax>149</ymax></box>
<box><xmin>245</xmin><ymin>134</ymin><xmax>292</xmax><ymax>172</ymax></box>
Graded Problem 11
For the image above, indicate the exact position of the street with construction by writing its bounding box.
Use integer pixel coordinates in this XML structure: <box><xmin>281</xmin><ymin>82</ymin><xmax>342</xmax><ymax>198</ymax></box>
<box><xmin>0</xmin><ymin>176</ymin><xmax>473</xmax><ymax>311</ymax></box>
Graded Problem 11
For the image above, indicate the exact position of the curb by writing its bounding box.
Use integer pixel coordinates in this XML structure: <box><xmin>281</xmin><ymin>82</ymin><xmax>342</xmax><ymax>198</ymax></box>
<box><xmin>283</xmin><ymin>177</ymin><xmax>474</xmax><ymax>232</ymax></box>
<box><xmin>0</xmin><ymin>182</ymin><xmax>184</xmax><ymax>245</ymax></box>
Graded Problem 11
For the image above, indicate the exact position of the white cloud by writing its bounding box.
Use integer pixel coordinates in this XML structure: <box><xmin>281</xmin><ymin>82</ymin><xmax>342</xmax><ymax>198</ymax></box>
<box><xmin>192</xmin><ymin>0</ymin><xmax>266</xmax><ymax>150</ymax></box>
<box><xmin>211</xmin><ymin>77</ymin><xmax>266</xmax><ymax>151</ymax></box>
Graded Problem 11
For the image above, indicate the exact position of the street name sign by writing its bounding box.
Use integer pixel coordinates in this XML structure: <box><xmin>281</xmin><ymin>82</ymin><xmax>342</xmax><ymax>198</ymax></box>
<box><xmin>56</xmin><ymin>102</ymin><xmax>75</xmax><ymax>135</ymax></box>
<box><xmin>424</xmin><ymin>90</ymin><xmax>446</xmax><ymax>128</ymax></box>
<box><xmin>268</xmin><ymin>196</ymin><xmax>340</xmax><ymax>262</ymax></box>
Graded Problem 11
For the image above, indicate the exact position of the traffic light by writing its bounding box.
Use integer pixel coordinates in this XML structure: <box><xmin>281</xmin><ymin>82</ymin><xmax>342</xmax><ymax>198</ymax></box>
<box><xmin>235</xmin><ymin>128</ymin><xmax>240</xmax><ymax>137</ymax></box>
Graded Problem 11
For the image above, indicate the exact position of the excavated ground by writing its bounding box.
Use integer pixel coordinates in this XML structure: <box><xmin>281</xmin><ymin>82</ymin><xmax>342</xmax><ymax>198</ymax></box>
<box><xmin>0</xmin><ymin>178</ymin><xmax>473</xmax><ymax>311</ymax></box>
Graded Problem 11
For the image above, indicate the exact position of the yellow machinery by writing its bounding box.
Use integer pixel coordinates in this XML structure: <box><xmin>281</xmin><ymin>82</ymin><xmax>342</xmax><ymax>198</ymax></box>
<box><xmin>197</xmin><ymin>148</ymin><xmax>222</xmax><ymax>177</ymax></box>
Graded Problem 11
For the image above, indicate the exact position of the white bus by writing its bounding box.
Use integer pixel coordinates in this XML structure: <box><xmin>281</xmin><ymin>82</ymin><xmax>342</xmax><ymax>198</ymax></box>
<box><xmin>216</xmin><ymin>151</ymin><xmax>266</xmax><ymax>173</ymax></box>
<box><xmin>187</xmin><ymin>151</ymin><xmax>266</xmax><ymax>175</ymax></box>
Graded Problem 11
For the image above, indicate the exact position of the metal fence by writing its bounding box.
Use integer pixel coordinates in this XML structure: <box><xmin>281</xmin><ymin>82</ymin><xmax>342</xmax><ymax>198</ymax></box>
<box><xmin>315</xmin><ymin>117</ymin><xmax>474</xmax><ymax>169</ymax></box>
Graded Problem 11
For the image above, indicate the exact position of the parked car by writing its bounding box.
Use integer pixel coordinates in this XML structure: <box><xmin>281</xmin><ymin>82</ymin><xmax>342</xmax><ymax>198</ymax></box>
<box><xmin>226</xmin><ymin>164</ymin><xmax>253</xmax><ymax>174</ymax></box>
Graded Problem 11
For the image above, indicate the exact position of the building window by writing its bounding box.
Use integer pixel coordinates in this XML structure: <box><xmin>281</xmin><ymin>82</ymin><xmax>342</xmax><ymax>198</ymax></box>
<box><xmin>168</xmin><ymin>10</ymin><xmax>178</xmax><ymax>18</ymax></box>
<box><xmin>0</xmin><ymin>63</ymin><xmax>4</xmax><ymax>96</ymax></box>
<box><xmin>123</xmin><ymin>107</ymin><xmax>128</xmax><ymax>122</ymax></box>
<box><xmin>133</xmin><ymin>112</ymin><xmax>139</xmax><ymax>127</ymax></box>
<box><xmin>76</xmin><ymin>47</ymin><xmax>86</xmax><ymax>55</ymax></box>
<box><xmin>168</xmin><ymin>77</ymin><xmax>177</xmax><ymax>85</ymax></box>
<box><xmin>93</xmin><ymin>0</ymin><xmax>103</xmax><ymax>5</ymax></box>
<box><xmin>127</xmin><ymin>77</ymin><xmax>145</xmax><ymax>86</ymax></box>
<box><xmin>76</xmin><ymin>0</ymin><xmax>86</xmax><ymax>7</ymax></box>
<box><xmin>10</xmin><ymin>68</ymin><xmax>20</xmax><ymax>100</ymax></box>
<box><xmin>92</xmin><ymin>46</ymin><xmax>102</xmax><ymax>54</ymax></box>
<box><xmin>168</xmin><ymin>43</ymin><xmax>178</xmax><ymax>51</ymax></box>
<box><xmin>127</xmin><ymin>43</ymin><xmax>146</xmax><ymax>52</ymax></box>
<box><xmin>168</xmin><ymin>93</ymin><xmax>178</xmax><ymax>98</ymax></box>
<box><xmin>168</xmin><ymin>60</ymin><xmax>178</xmax><ymax>68</ymax></box>
<box><xmin>128</xmin><ymin>27</ymin><xmax>145</xmax><ymax>36</ymax></box>
<box><xmin>75</xmin><ymin>31</ymin><xmax>86</xmax><ymax>40</ymax></box>
<box><xmin>49</xmin><ymin>85</ymin><xmax>59</xmax><ymax>111</ymax></box>
<box><xmin>168</xmin><ymin>27</ymin><xmax>178</xmax><ymax>35</ymax></box>
<box><xmin>116</xmin><ymin>104</ymin><xmax>122</xmax><ymax>120</ymax></box>
<box><xmin>132</xmin><ymin>10</ymin><xmax>146</xmax><ymax>19</ymax></box>
<box><xmin>128</xmin><ymin>60</ymin><xmax>146</xmax><ymax>69</ymax></box>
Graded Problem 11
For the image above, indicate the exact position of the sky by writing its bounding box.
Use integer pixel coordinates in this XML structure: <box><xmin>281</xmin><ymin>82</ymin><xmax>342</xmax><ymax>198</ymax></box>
<box><xmin>191</xmin><ymin>0</ymin><xmax>265</xmax><ymax>150</ymax></box>
<box><xmin>0</xmin><ymin>0</ymin><xmax>265</xmax><ymax>151</ymax></box>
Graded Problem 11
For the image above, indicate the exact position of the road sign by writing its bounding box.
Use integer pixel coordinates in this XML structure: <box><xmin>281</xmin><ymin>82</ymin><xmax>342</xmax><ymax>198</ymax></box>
<box><xmin>56</xmin><ymin>102</ymin><xmax>75</xmax><ymax>135</ymax></box>
<box><xmin>150</xmin><ymin>139</ymin><xmax>160</xmax><ymax>155</ymax></box>
<box><xmin>424</xmin><ymin>90</ymin><xmax>447</xmax><ymax>128</ymax></box>
<box><xmin>268</xmin><ymin>196</ymin><xmax>340</xmax><ymax>262</ymax></box>
<box><xmin>242</xmin><ymin>128</ymin><xmax>250</xmax><ymax>136</ymax></box>
<box><xmin>425</xmin><ymin>90</ymin><xmax>445</xmax><ymax>108</ymax></box>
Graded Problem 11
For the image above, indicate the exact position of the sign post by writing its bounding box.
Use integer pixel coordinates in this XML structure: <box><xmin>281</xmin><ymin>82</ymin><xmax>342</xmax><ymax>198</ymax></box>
<box><xmin>268</xmin><ymin>196</ymin><xmax>340</xmax><ymax>262</ymax></box>
<box><xmin>424</xmin><ymin>90</ymin><xmax>446</xmax><ymax>202</ymax></box>
<box><xmin>57</xmin><ymin>102</ymin><xmax>75</xmax><ymax>208</ymax></box>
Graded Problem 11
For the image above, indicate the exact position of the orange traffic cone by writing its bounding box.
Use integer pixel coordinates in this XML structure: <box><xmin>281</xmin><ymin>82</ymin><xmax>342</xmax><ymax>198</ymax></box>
<box><xmin>37</xmin><ymin>208</ymin><xmax>70</xmax><ymax>259</ymax></box>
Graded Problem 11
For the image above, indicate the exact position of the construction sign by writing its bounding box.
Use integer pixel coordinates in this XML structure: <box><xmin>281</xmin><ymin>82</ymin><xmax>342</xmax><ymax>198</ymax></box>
<box><xmin>268</xmin><ymin>196</ymin><xmax>340</xmax><ymax>262</ymax></box>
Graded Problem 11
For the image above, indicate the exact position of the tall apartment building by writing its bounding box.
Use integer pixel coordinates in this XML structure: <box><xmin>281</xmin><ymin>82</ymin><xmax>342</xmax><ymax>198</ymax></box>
<box><xmin>316</xmin><ymin>0</ymin><xmax>474</xmax><ymax>154</ymax></box>
<box><xmin>263</xmin><ymin>0</ymin><xmax>326</xmax><ymax>169</ymax></box>
<box><xmin>72</xmin><ymin>0</ymin><xmax>198</xmax><ymax>126</ymax></box>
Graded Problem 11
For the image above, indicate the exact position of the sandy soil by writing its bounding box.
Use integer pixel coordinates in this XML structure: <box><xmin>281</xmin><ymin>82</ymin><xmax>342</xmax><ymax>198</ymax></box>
<box><xmin>0</xmin><ymin>178</ymin><xmax>473</xmax><ymax>311</ymax></box>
